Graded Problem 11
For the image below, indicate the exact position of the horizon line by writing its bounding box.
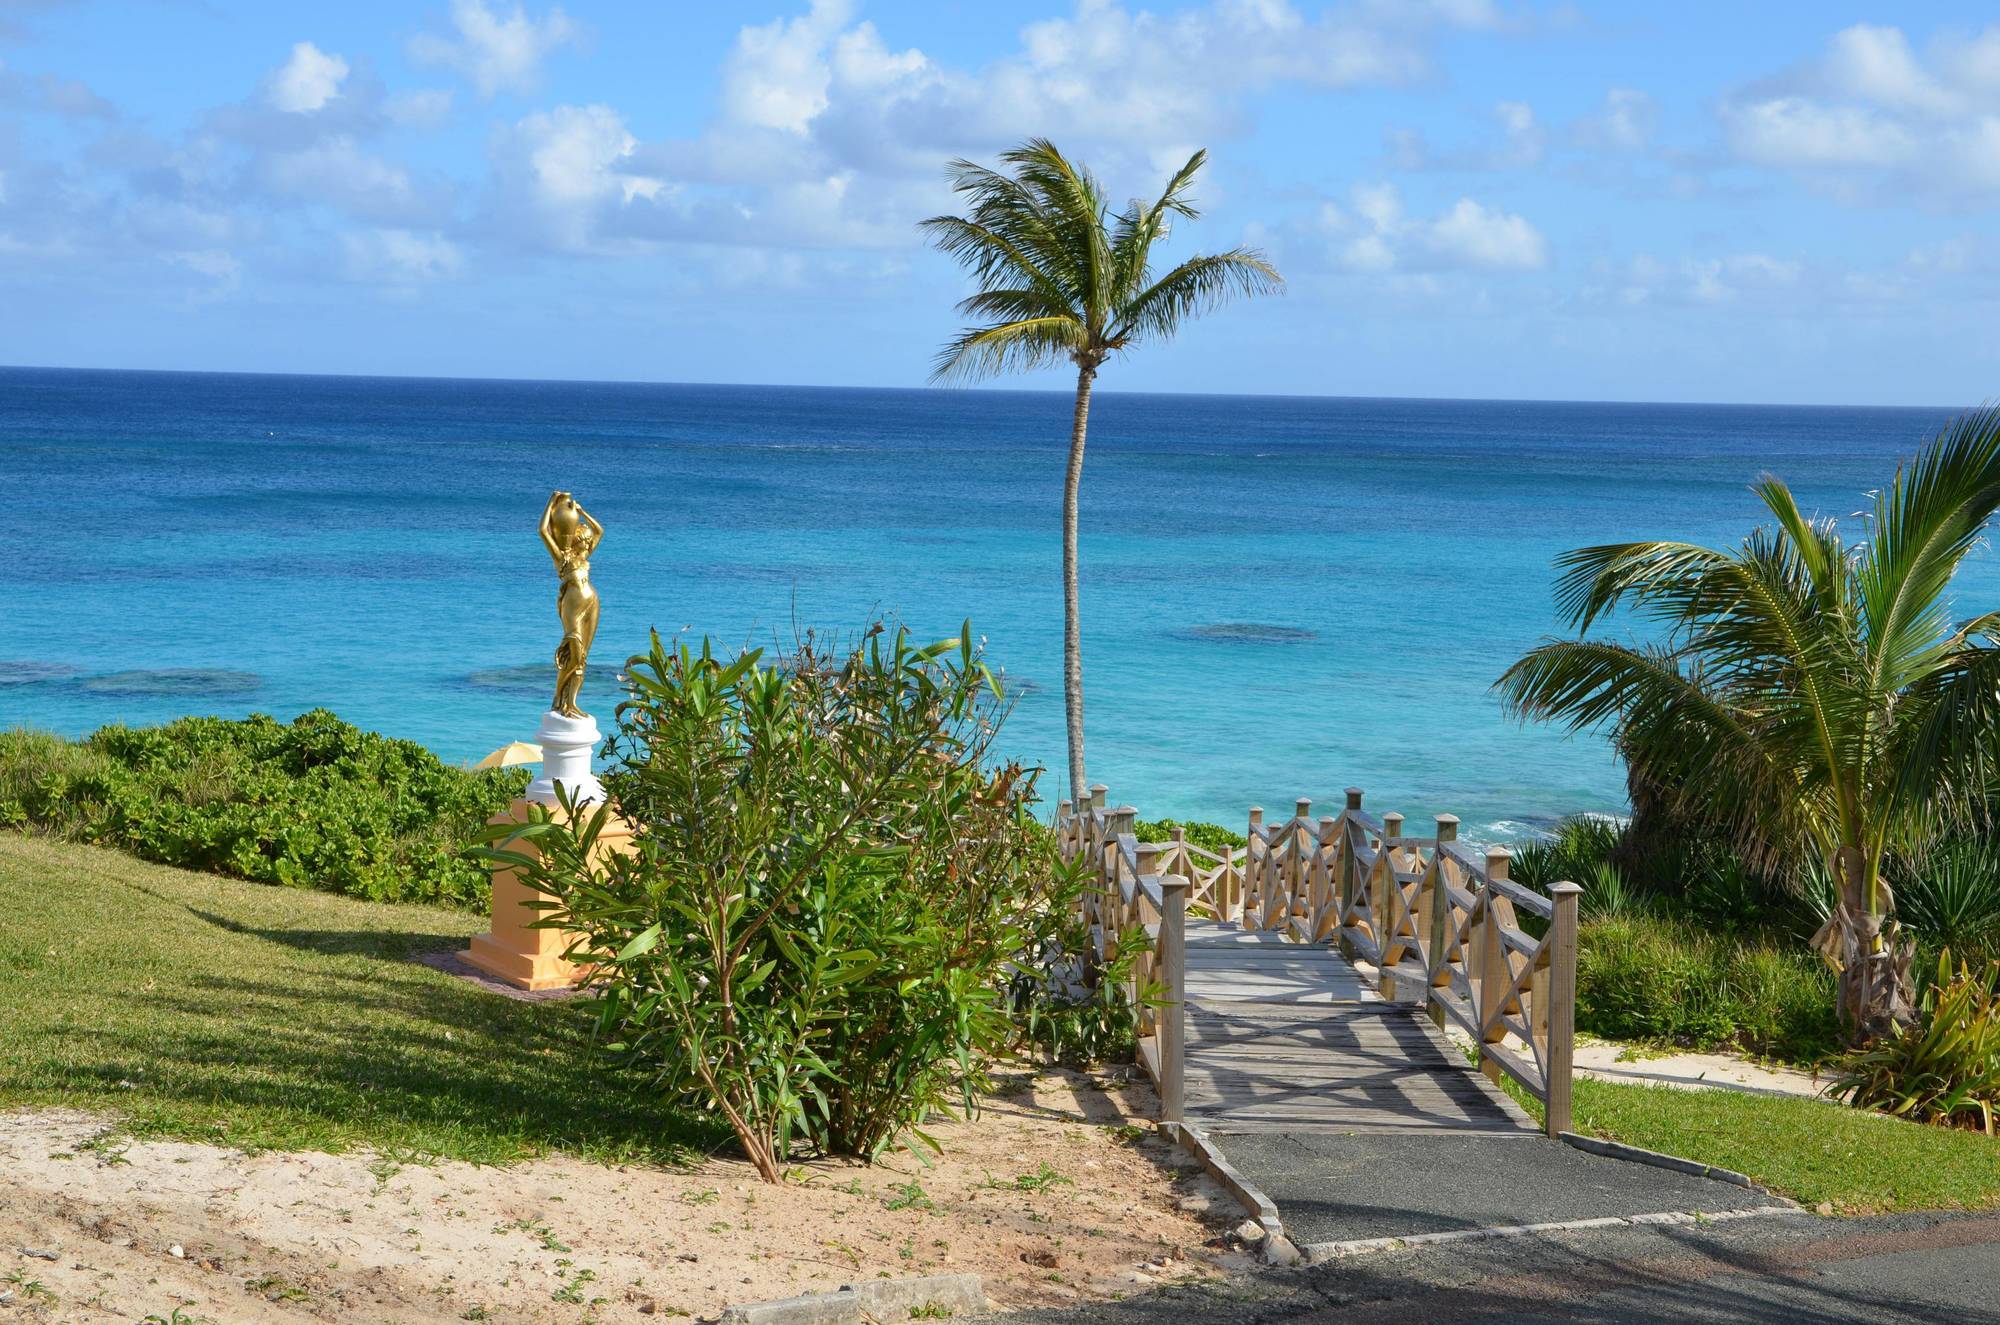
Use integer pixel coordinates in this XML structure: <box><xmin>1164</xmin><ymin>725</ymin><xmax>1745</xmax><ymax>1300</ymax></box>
<box><xmin>0</xmin><ymin>361</ymin><xmax>1962</xmax><ymax>415</ymax></box>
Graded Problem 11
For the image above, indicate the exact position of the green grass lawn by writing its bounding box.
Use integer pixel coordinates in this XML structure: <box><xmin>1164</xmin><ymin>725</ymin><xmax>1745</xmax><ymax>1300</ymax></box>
<box><xmin>0</xmin><ymin>834</ymin><xmax>720</xmax><ymax>1165</ymax></box>
<box><xmin>1514</xmin><ymin>1075</ymin><xmax>2000</xmax><ymax>1214</ymax></box>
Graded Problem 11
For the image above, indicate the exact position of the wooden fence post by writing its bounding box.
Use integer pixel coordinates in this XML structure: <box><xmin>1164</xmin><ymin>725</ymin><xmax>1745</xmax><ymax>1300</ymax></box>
<box><xmin>1475</xmin><ymin>846</ymin><xmax>1514</xmax><ymax>1084</ymax></box>
<box><xmin>1427</xmin><ymin>814</ymin><xmax>1458</xmax><ymax>1027</ymax></box>
<box><xmin>1373</xmin><ymin>811</ymin><xmax>1403</xmax><ymax>962</ymax></box>
<box><xmin>1134</xmin><ymin>840</ymin><xmax>1162</xmax><ymax>1020</ymax></box>
<box><xmin>1287</xmin><ymin>799</ymin><xmax>1312</xmax><ymax>927</ymax></box>
<box><xmin>1337</xmin><ymin>788</ymin><xmax>1362</xmax><ymax>956</ymax></box>
<box><xmin>1545</xmin><ymin>881</ymin><xmax>1582</xmax><ymax>1137</ymax></box>
<box><xmin>1244</xmin><ymin>807</ymin><xmax>1264</xmax><ymax>930</ymax></box>
<box><xmin>1315</xmin><ymin>815</ymin><xmax>1338</xmax><ymax>941</ymax></box>
<box><xmin>1159</xmin><ymin>874</ymin><xmax>1189</xmax><ymax>1124</ymax></box>
<box><xmin>1110</xmin><ymin>806</ymin><xmax>1139</xmax><ymax>936</ymax></box>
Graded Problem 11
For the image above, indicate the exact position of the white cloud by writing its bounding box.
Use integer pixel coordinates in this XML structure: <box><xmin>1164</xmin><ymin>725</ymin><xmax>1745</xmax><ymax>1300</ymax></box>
<box><xmin>1596</xmin><ymin>252</ymin><xmax>1806</xmax><ymax>308</ymax></box>
<box><xmin>723</xmin><ymin>0</ymin><xmax>857</xmax><ymax>133</ymax></box>
<box><xmin>610</xmin><ymin>0</ymin><xmax>1501</xmax><ymax>256</ymax></box>
<box><xmin>492</xmin><ymin>103</ymin><xmax>665</xmax><ymax>250</ymax></box>
<box><xmin>1423</xmin><ymin>197</ymin><xmax>1546</xmax><ymax>269</ymax></box>
<box><xmin>0</xmin><ymin>60</ymin><xmax>117</xmax><ymax>119</ymax></box>
<box><xmin>163</xmin><ymin>247</ymin><xmax>244</xmax><ymax>303</ymax></box>
<box><xmin>1821</xmin><ymin>24</ymin><xmax>1958</xmax><ymax>117</ymax></box>
<box><xmin>257</xmin><ymin>137</ymin><xmax>437</xmax><ymax>223</ymax></box>
<box><xmin>341</xmin><ymin>228</ymin><xmax>463</xmax><ymax>283</ymax></box>
<box><xmin>521</xmin><ymin>104</ymin><xmax>658</xmax><ymax>205</ymax></box>
<box><xmin>1381</xmin><ymin>97</ymin><xmax>1545</xmax><ymax>172</ymax></box>
<box><xmin>267</xmin><ymin>42</ymin><xmax>349</xmax><ymax>114</ymax></box>
<box><xmin>168</xmin><ymin>248</ymin><xmax>241</xmax><ymax>281</ymax></box>
<box><xmin>1723</xmin><ymin>23</ymin><xmax>2000</xmax><ymax>203</ymax></box>
<box><xmin>1314</xmin><ymin>183</ymin><xmax>1546</xmax><ymax>273</ymax></box>
<box><xmin>712</xmin><ymin>0</ymin><xmax>1488</xmax><ymax>169</ymax></box>
<box><xmin>1579</xmin><ymin>87</ymin><xmax>1655</xmax><ymax>151</ymax></box>
<box><xmin>1492</xmin><ymin>100</ymin><xmax>1543</xmax><ymax>165</ymax></box>
<box><xmin>411</xmin><ymin>0</ymin><xmax>580</xmax><ymax>99</ymax></box>
<box><xmin>386</xmin><ymin>88</ymin><xmax>455</xmax><ymax>129</ymax></box>
<box><xmin>1727</xmin><ymin>97</ymin><xmax>1912</xmax><ymax>168</ymax></box>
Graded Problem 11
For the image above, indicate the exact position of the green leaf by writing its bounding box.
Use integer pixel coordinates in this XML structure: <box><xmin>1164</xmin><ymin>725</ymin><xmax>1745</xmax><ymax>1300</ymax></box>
<box><xmin>616</xmin><ymin>924</ymin><xmax>662</xmax><ymax>962</ymax></box>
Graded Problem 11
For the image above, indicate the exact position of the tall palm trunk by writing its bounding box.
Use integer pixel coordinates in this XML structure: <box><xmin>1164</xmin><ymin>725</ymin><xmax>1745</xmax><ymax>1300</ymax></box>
<box><xmin>1062</xmin><ymin>361</ymin><xmax>1096</xmax><ymax>802</ymax></box>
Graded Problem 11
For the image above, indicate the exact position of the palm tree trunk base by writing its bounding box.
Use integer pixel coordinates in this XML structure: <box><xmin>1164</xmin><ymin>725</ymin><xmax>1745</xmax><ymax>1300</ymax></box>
<box><xmin>1830</xmin><ymin>916</ymin><xmax>1917</xmax><ymax>1042</ymax></box>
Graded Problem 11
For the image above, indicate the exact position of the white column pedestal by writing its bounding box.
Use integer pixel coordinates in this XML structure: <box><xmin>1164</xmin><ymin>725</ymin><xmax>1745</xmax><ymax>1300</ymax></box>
<box><xmin>525</xmin><ymin>710</ymin><xmax>605</xmax><ymax>808</ymax></box>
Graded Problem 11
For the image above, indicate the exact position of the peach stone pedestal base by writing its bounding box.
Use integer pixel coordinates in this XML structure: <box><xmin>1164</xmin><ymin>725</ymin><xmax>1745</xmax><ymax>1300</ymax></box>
<box><xmin>464</xmin><ymin>796</ymin><xmax>634</xmax><ymax>992</ymax></box>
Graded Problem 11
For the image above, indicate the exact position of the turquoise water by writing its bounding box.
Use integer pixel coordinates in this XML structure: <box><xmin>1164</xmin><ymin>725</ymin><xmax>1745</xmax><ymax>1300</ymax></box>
<box><xmin>0</xmin><ymin>367</ymin><xmax>1978</xmax><ymax>838</ymax></box>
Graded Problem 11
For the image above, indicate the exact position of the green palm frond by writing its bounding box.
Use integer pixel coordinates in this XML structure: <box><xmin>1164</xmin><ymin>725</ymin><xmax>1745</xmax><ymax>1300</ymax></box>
<box><xmin>1109</xmin><ymin>148</ymin><xmax>1207</xmax><ymax>303</ymax></box>
<box><xmin>1860</xmin><ymin>404</ymin><xmax>2000</xmax><ymax>694</ymax></box>
<box><xmin>1502</xmin><ymin>408</ymin><xmax>2000</xmax><ymax>947</ymax></box>
<box><xmin>929</xmin><ymin>316</ymin><xmax>1086</xmax><ymax>384</ymax></box>
<box><xmin>1110</xmin><ymin>249</ymin><xmax>1285</xmax><ymax>345</ymax></box>
<box><xmin>916</xmin><ymin>215</ymin><xmax>1075</xmax><ymax>309</ymax></box>
<box><xmin>1498</xmin><ymin>638</ymin><xmax>1808</xmax><ymax>864</ymax></box>
<box><xmin>923</xmin><ymin>139</ymin><xmax>1281</xmax><ymax>384</ymax></box>
<box><xmin>1893</xmin><ymin>646</ymin><xmax>2000</xmax><ymax>818</ymax></box>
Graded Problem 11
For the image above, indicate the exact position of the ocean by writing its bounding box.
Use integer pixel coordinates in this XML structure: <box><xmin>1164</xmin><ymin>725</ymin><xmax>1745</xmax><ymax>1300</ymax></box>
<box><xmin>0</xmin><ymin>366</ymin><xmax>1978</xmax><ymax>839</ymax></box>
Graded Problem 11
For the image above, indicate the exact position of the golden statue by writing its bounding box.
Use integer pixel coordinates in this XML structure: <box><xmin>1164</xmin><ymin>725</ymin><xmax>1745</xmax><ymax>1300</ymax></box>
<box><xmin>539</xmin><ymin>490</ymin><xmax>603</xmax><ymax>718</ymax></box>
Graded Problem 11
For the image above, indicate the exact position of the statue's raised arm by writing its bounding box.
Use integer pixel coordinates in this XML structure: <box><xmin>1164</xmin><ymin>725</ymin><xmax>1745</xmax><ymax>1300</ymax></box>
<box><xmin>539</xmin><ymin>490</ymin><xmax>571</xmax><ymax>568</ymax></box>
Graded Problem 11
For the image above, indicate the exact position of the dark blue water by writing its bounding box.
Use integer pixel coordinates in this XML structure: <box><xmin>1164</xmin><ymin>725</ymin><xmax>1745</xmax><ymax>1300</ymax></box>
<box><xmin>0</xmin><ymin>366</ymin><xmax>1975</xmax><ymax>837</ymax></box>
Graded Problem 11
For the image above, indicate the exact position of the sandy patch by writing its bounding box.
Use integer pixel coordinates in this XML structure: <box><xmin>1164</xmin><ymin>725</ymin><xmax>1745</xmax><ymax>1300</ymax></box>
<box><xmin>0</xmin><ymin>1070</ymin><xmax>1252</xmax><ymax>1323</ymax></box>
<box><xmin>1571</xmin><ymin>1039</ymin><xmax>1829</xmax><ymax>1099</ymax></box>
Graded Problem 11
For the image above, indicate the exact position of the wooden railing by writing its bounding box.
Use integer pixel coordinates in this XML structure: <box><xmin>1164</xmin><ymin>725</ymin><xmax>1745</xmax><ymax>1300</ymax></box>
<box><xmin>1058</xmin><ymin>785</ymin><xmax>1187</xmax><ymax>1121</ymax></box>
<box><xmin>1057</xmin><ymin>785</ymin><xmax>1582</xmax><ymax>1138</ymax></box>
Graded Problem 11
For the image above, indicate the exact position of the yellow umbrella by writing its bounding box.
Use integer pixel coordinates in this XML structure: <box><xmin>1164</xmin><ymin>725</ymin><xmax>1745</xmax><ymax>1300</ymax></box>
<box><xmin>472</xmin><ymin>741</ymin><xmax>542</xmax><ymax>771</ymax></box>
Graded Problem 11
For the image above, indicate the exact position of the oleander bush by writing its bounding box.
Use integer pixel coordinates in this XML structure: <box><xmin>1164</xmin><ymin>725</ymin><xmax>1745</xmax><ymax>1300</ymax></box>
<box><xmin>0</xmin><ymin>711</ymin><xmax>523</xmax><ymax>907</ymax></box>
<box><xmin>1832</xmin><ymin>954</ymin><xmax>2000</xmax><ymax>1132</ymax></box>
<box><xmin>485</xmin><ymin>623</ymin><xmax>1099</xmax><ymax>1180</ymax></box>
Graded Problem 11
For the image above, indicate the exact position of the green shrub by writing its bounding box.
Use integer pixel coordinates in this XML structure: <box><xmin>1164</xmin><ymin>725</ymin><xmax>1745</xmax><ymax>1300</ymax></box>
<box><xmin>1575</xmin><ymin>914</ymin><xmax>1840</xmax><ymax>1064</ymax></box>
<box><xmin>486</xmin><ymin>624</ymin><xmax>1084</xmax><ymax>1180</ymax></box>
<box><xmin>1134</xmin><ymin>818</ymin><xmax>1244</xmax><ymax>853</ymax></box>
<box><xmin>0</xmin><ymin>712</ymin><xmax>524</xmax><ymax>907</ymax></box>
<box><xmin>1509</xmin><ymin>816</ymin><xmax>1624</xmax><ymax>894</ymax></box>
<box><xmin>1008</xmin><ymin>850</ymin><xmax>1143</xmax><ymax>1068</ymax></box>
<box><xmin>1832</xmin><ymin>954</ymin><xmax>2000</xmax><ymax>1132</ymax></box>
<box><xmin>1891</xmin><ymin>838</ymin><xmax>2000</xmax><ymax>967</ymax></box>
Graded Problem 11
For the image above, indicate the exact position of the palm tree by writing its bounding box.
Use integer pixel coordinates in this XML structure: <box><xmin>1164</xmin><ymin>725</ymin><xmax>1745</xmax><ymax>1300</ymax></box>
<box><xmin>1497</xmin><ymin>406</ymin><xmax>2000</xmax><ymax>1040</ymax></box>
<box><xmin>921</xmin><ymin>139</ymin><xmax>1282</xmax><ymax>802</ymax></box>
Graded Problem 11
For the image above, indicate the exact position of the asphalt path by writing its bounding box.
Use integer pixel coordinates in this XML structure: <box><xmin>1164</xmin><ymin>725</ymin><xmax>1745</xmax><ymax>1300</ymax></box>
<box><xmin>1216</xmin><ymin>1129</ymin><xmax>1780</xmax><ymax>1247</ymax></box>
<box><xmin>996</xmin><ymin>1211</ymin><xmax>2000</xmax><ymax>1325</ymax></box>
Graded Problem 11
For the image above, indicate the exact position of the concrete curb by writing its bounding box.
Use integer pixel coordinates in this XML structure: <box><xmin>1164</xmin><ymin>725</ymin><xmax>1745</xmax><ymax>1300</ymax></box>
<box><xmin>1557</xmin><ymin>1131</ymin><xmax>1771</xmax><ymax>1194</ymax></box>
<box><xmin>719</xmin><ymin>1273</ymin><xmax>985</xmax><ymax>1325</ymax></box>
<box><xmin>1163</xmin><ymin>1122</ymin><xmax>1300</xmax><ymax>1266</ymax></box>
<box><xmin>1299</xmin><ymin>1202</ymin><xmax>1810</xmax><ymax>1263</ymax></box>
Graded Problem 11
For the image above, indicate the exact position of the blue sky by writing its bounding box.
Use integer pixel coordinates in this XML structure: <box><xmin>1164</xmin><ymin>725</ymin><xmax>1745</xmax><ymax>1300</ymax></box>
<box><xmin>2</xmin><ymin>1</ymin><xmax>1996</xmax><ymax>404</ymax></box>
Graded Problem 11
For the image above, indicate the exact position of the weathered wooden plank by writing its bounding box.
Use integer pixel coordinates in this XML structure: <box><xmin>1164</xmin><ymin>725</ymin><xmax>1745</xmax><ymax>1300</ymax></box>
<box><xmin>1158</xmin><ymin>916</ymin><xmax>1542</xmax><ymax>1137</ymax></box>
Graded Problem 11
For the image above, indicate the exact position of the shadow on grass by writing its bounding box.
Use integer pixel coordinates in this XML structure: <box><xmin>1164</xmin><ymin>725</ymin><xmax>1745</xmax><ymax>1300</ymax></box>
<box><xmin>13</xmin><ymin>896</ymin><xmax>732</xmax><ymax>1166</ymax></box>
<box><xmin>184</xmin><ymin>905</ymin><xmax>468</xmax><ymax>959</ymax></box>
<box><xmin>71</xmin><ymin>966</ymin><xmax>729</xmax><ymax>1164</ymax></box>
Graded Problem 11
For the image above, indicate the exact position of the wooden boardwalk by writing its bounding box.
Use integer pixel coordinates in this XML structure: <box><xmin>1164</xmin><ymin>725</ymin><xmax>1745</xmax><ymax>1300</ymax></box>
<box><xmin>1180</xmin><ymin>920</ymin><xmax>1536</xmax><ymax>1136</ymax></box>
<box><xmin>1063</xmin><ymin>792</ymin><xmax>1580</xmax><ymax>1140</ymax></box>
